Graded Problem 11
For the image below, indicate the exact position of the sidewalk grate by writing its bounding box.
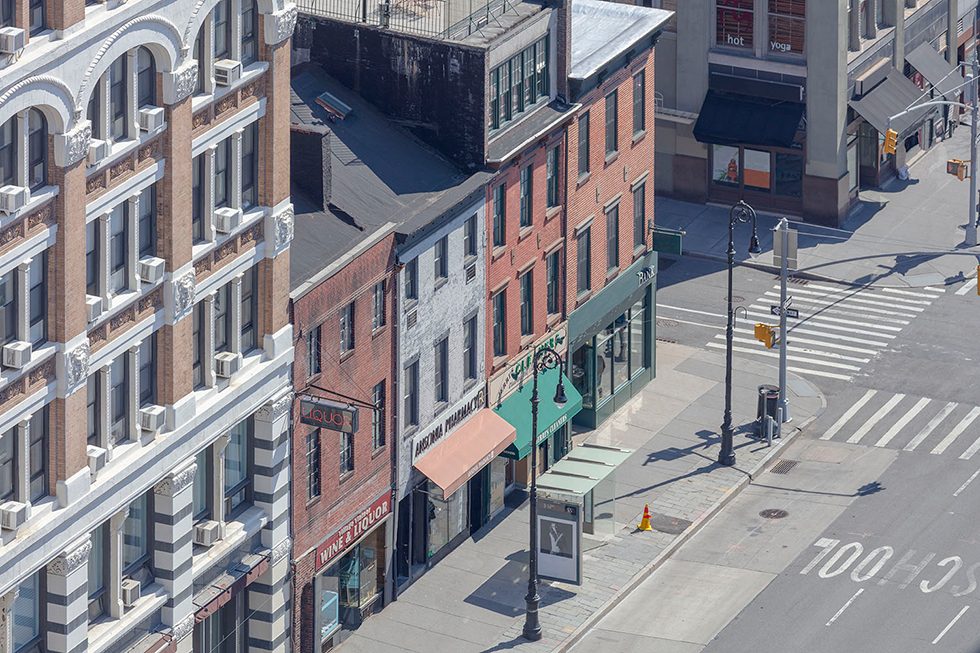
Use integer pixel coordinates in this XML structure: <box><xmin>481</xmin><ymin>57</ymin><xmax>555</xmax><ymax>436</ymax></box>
<box><xmin>774</xmin><ymin>275</ymin><xmax>810</xmax><ymax>286</ymax></box>
<box><xmin>656</xmin><ymin>337</ymin><xmax>678</xmax><ymax>344</ymax></box>
<box><xmin>770</xmin><ymin>459</ymin><xmax>799</xmax><ymax>475</ymax></box>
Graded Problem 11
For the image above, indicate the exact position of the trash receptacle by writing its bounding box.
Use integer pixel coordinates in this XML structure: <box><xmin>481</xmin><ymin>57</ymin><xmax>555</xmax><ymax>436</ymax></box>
<box><xmin>756</xmin><ymin>385</ymin><xmax>779</xmax><ymax>434</ymax></box>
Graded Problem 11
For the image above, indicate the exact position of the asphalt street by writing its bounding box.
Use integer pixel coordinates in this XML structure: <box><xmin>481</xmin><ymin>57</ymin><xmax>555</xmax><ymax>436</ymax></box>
<box><xmin>571</xmin><ymin>254</ymin><xmax>980</xmax><ymax>652</ymax></box>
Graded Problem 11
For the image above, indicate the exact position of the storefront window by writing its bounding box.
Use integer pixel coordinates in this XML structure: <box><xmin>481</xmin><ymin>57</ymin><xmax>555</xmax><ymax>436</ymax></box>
<box><xmin>319</xmin><ymin>575</ymin><xmax>340</xmax><ymax>643</ymax></box>
<box><xmin>743</xmin><ymin>149</ymin><xmax>771</xmax><ymax>192</ymax></box>
<box><xmin>712</xmin><ymin>145</ymin><xmax>740</xmax><ymax>187</ymax></box>
<box><xmin>768</xmin><ymin>0</ymin><xmax>805</xmax><ymax>56</ymax></box>
<box><xmin>611</xmin><ymin>315</ymin><xmax>630</xmax><ymax>390</ymax></box>
<box><xmin>426</xmin><ymin>482</ymin><xmax>467</xmax><ymax>558</ymax></box>
<box><xmin>847</xmin><ymin>135</ymin><xmax>859</xmax><ymax>192</ymax></box>
<box><xmin>571</xmin><ymin>343</ymin><xmax>594</xmax><ymax>409</ymax></box>
<box><xmin>717</xmin><ymin>0</ymin><xmax>753</xmax><ymax>49</ymax></box>
<box><xmin>595</xmin><ymin>329</ymin><xmax>613</xmax><ymax>405</ymax></box>
<box><xmin>629</xmin><ymin>300</ymin><xmax>646</xmax><ymax>377</ymax></box>
<box><xmin>490</xmin><ymin>458</ymin><xmax>507</xmax><ymax>517</ymax></box>
<box><xmin>774</xmin><ymin>152</ymin><xmax>804</xmax><ymax>197</ymax></box>
<box><xmin>320</xmin><ymin>528</ymin><xmax>385</xmax><ymax>637</ymax></box>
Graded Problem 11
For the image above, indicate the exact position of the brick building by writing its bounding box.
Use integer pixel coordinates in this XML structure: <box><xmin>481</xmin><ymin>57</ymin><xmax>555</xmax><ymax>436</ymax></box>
<box><xmin>0</xmin><ymin>0</ymin><xmax>296</xmax><ymax>650</ymax></box>
<box><xmin>288</xmin><ymin>63</ymin><xmax>488</xmax><ymax>649</ymax></box>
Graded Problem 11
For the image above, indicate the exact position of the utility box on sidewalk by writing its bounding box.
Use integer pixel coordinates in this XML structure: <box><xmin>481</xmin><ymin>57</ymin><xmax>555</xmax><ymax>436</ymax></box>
<box><xmin>756</xmin><ymin>385</ymin><xmax>779</xmax><ymax>433</ymax></box>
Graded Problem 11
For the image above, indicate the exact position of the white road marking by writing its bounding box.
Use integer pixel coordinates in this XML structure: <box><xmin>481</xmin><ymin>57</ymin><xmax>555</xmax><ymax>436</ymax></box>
<box><xmin>746</xmin><ymin>308</ymin><xmax>898</xmax><ymax>340</ymax></box>
<box><xmin>663</xmin><ymin>316</ymin><xmax>725</xmax><ymax>330</ymax></box>
<box><xmin>732</xmin><ymin>328</ymin><xmax>879</xmax><ymax>355</ymax></box>
<box><xmin>932</xmin><ymin>605</ymin><xmax>969</xmax><ymax>644</ymax></box>
<box><xmin>820</xmin><ymin>390</ymin><xmax>877</xmax><ymax>440</ymax></box>
<box><xmin>799</xmin><ymin>283</ymin><xmax>933</xmax><ymax>307</ymax></box>
<box><xmin>905</xmin><ymin>402</ymin><xmax>959</xmax><ymax>451</ymax></box>
<box><xmin>825</xmin><ymin>589</ymin><xmax>864</xmax><ymax>627</ymax></box>
<box><xmin>754</xmin><ymin>300</ymin><xmax>906</xmax><ymax>330</ymax></box>
<box><xmin>875</xmin><ymin>397</ymin><xmax>931</xmax><ymax>448</ymax></box>
<box><xmin>953</xmin><ymin>468</ymin><xmax>980</xmax><ymax>497</ymax></box>
<box><xmin>923</xmin><ymin>286</ymin><xmax>947</xmax><ymax>293</ymax></box>
<box><xmin>847</xmin><ymin>394</ymin><xmax>905</xmax><ymax>444</ymax></box>
<box><xmin>762</xmin><ymin>291</ymin><xmax>921</xmax><ymax>319</ymax></box>
<box><xmin>721</xmin><ymin>335</ymin><xmax>871</xmax><ymax>363</ymax></box>
<box><xmin>881</xmin><ymin>287</ymin><xmax>945</xmax><ymax>299</ymax></box>
<box><xmin>785</xmin><ymin>286</ymin><xmax>926</xmax><ymax>312</ymax></box>
<box><xmin>931</xmin><ymin>406</ymin><xmax>980</xmax><ymax>455</ymax></box>
<box><xmin>958</xmin><ymin>434</ymin><xmax>980</xmax><ymax>461</ymax></box>
<box><xmin>657</xmin><ymin>304</ymin><xmax>726</xmax><ymax>319</ymax></box>
<box><xmin>706</xmin><ymin>342</ymin><xmax>861</xmax><ymax>370</ymax></box>
<box><xmin>703</xmin><ymin>343</ymin><xmax>855</xmax><ymax>380</ymax></box>
<box><xmin>955</xmin><ymin>279</ymin><xmax>977</xmax><ymax>296</ymax></box>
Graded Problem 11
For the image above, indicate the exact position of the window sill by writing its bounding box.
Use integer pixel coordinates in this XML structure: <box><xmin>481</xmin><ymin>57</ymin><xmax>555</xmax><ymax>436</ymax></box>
<box><xmin>491</xmin><ymin>245</ymin><xmax>508</xmax><ymax>261</ymax></box>
<box><xmin>491</xmin><ymin>354</ymin><xmax>509</xmax><ymax>372</ymax></box>
<box><xmin>0</xmin><ymin>342</ymin><xmax>56</xmax><ymax>396</ymax></box>
<box><xmin>519</xmin><ymin>334</ymin><xmax>536</xmax><ymax>349</ymax></box>
<box><xmin>576</xmin><ymin>172</ymin><xmax>591</xmax><ymax>187</ymax></box>
<box><xmin>576</xmin><ymin>290</ymin><xmax>592</xmax><ymax>306</ymax></box>
<box><xmin>338</xmin><ymin>349</ymin><xmax>354</xmax><ymax>363</ymax></box>
<box><xmin>434</xmin><ymin>276</ymin><xmax>449</xmax><ymax>292</ymax></box>
<box><xmin>546</xmin><ymin>313</ymin><xmax>562</xmax><ymax>329</ymax></box>
<box><xmin>633</xmin><ymin>244</ymin><xmax>648</xmax><ymax>259</ymax></box>
<box><xmin>192</xmin><ymin>204</ymin><xmax>266</xmax><ymax>268</ymax></box>
<box><xmin>192</xmin><ymin>505</ymin><xmax>266</xmax><ymax>579</ymax></box>
<box><xmin>306</xmin><ymin>495</ymin><xmax>322</xmax><ymax>509</ymax></box>
<box><xmin>372</xmin><ymin>325</ymin><xmax>388</xmax><ymax>339</ymax></box>
<box><xmin>371</xmin><ymin>445</ymin><xmax>387</xmax><ymax>460</ymax></box>
<box><xmin>606</xmin><ymin>267</ymin><xmax>620</xmax><ymax>281</ymax></box>
<box><xmin>87</xmin><ymin>124</ymin><xmax>166</xmax><ymax>178</ymax></box>
<box><xmin>88</xmin><ymin>276</ymin><xmax>164</xmax><ymax>332</ymax></box>
<box><xmin>403</xmin><ymin>298</ymin><xmax>419</xmax><ymax>314</ymax></box>
<box><xmin>545</xmin><ymin>206</ymin><xmax>562</xmax><ymax>221</ymax></box>
<box><xmin>339</xmin><ymin>471</ymin><xmax>355</xmax><ymax>484</ymax></box>
<box><xmin>518</xmin><ymin>225</ymin><xmax>534</xmax><ymax>242</ymax></box>
<box><xmin>0</xmin><ymin>185</ymin><xmax>58</xmax><ymax>226</ymax></box>
<box><xmin>604</xmin><ymin>151</ymin><xmax>619</xmax><ymax>166</ymax></box>
<box><xmin>632</xmin><ymin>130</ymin><xmax>646</xmax><ymax>145</ymax></box>
<box><xmin>88</xmin><ymin>583</ymin><xmax>168</xmax><ymax>653</ymax></box>
<box><xmin>191</xmin><ymin>62</ymin><xmax>269</xmax><ymax>115</ymax></box>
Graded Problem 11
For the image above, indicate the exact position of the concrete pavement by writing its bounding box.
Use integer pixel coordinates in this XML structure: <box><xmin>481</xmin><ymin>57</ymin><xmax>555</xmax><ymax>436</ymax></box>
<box><xmin>336</xmin><ymin>342</ymin><xmax>825</xmax><ymax>653</ymax></box>
<box><xmin>656</xmin><ymin>125</ymin><xmax>980</xmax><ymax>288</ymax></box>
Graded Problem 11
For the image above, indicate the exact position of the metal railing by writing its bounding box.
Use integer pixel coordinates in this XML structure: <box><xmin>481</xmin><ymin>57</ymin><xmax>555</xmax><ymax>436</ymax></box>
<box><xmin>297</xmin><ymin>0</ymin><xmax>516</xmax><ymax>40</ymax></box>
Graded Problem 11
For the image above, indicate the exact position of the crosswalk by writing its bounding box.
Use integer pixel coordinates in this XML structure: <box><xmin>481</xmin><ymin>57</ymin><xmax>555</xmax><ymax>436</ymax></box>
<box><xmin>700</xmin><ymin>281</ymin><xmax>945</xmax><ymax>382</ymax></box>
<box><xmin>817</xmin><ymin>390</ymin><xmax>980</xmax><ymax>459</ymax></box>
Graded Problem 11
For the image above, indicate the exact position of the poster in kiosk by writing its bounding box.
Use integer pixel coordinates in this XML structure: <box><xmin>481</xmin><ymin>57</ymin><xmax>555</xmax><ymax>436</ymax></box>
<box><xmin>536</xmin><ymin>498</ymin><xmax>582</xmax><ymax>585</ymax></box>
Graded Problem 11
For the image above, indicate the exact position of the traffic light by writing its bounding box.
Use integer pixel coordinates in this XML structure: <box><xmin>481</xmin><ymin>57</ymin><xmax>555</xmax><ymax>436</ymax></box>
<box><xmin>754</xmin><ymin>323</ymin><xmax>776</xmax><ymax>349</ymax></box>
<box><xmin>883</xmin><ymin>129</ymin><xmax>899</xmax><ymax>156</ymax></box>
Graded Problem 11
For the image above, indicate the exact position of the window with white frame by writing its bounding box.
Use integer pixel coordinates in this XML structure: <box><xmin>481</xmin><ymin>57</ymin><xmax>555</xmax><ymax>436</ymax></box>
<box><xmin>85</xmin><ymin>46</ymin><xmax>163</xmax><ymax>150</ymax></box>
<box><xmin>0</xmin><ymin>109</ymin><xmax>48</xmax><ymax>192</ymax></box>
<box><xmin>192</xmin><ymin>154</ymin><xmax>206</xmax><ymax>243</ymax></box>
<box><xmin>194</xmin><ymin>0</ymin><xmax>264</xmax><ymax>97</ymax></box>
<box><xmin>137</xmin><ymin>47</ymin><xmax>156</xmax><ymax>109</ymax></box>
<box><xmin>224</xmin><ymin>417</ymin><xmax>253</xmax><ymax>516</ymax></box>
<box><xmin>192</xmin><ymin>448</ymin><xmax>212</xmax><ymax>520</ymax></box>
<box><xmin>0</xmin><ymin>252</ymin><xmax>47</xmax><ymax>348</ymax></box>
<box><xmin>138</xmin><ymin>184</ymin><xmax>157</xmax><ymax>258</ymax></box>
<box><xmin>372</xmin><ymin>280</ymin><xmax>386</xmax><ymax>330</ymax></box>
<box><xmin>214</xmin><ymin>137</ymin><xmax>232</xmax><ymax>211</ymax></box>
<box><xmin>121</xmin><ymin>491</ymin><xmax>154</xmax><ymax>585</ymax></box>
<box><xmin>87</xmin><ymin>187</ymin><xmax>156</xmax><ymax>307</ymax></box>
<box><xmin>108</xmin><ymin>355</ymin><xmax>131</xmax><ymax>446</ymax></box>
<box><xmin>108</xmin><ymin>203</ymin><xmax>130</xmax><ymax>295</ymax></box>
<box><xmin>192</xmin><ymin>303</ymin><xmax>206</xmax><ymax>388</ymax></box>
<box><xmin>191</xmin><ymin>125</ymin><xmax>260</xmax><ymax>245</ymax></box>
<box><xmin>0</xmin><ymin>406</ymin><xmax>48</xmax><ymax>505</ymax></box>
<box><xmin>190</xmin><ymin>265</ymin><xmax>261</xmax><ymax>388</ymax></box>
<box><xmin>87</xmin><ymin>522</ymin><xmax>109</xmax><ymax>621</ymax></box>
<box><xmin>138</xmin><ymin>334</ymin><xmax>157</xmax><ymax>409</ymax></box>
<box><xmin>88</xmin><ymin>335</ymin><xmax>158</xmax><ymax>451</ymax></box>
<box><xmin>240</xmin><ymin>266</ymin><xmax>258</xmax><ymax>352</ymax></box>
<box><xmin>214</xmin><ymin>283</ymin><xmax>233</xmax><ymax>355</ymax></box>
<box><xmin>12</xmin><ymin>570</ymin><xmax>42</xmax><ymax>652</ymax></box>
<box><xmin>242</xmin><ymin>122</ymin><xmax>258</xmax><ymax>209</ymax></box>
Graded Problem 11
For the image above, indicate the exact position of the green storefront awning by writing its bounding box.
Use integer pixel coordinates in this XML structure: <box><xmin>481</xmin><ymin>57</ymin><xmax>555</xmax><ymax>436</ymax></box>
<box><xmin>494</xmin><ymin>368</ymin><xmax>583</xmax><ymax>460</ymax></box>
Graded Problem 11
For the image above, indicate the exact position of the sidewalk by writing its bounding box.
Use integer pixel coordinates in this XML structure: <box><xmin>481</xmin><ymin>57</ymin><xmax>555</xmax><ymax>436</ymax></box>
<box><xmin>336</xmin><ymin>342</ymin><xmax>825</xmax><ymax>653</ymax></box>
<box><xmin>656</xmin><ymin>125</ymin><xmax>980</xmax><ymax>288</ymax></box>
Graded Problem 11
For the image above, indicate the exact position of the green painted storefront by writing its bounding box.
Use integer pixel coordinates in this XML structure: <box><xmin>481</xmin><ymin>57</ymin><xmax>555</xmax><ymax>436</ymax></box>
<box><xmin>494</xmin><ymin>367</ymin><xmax>584</xmax><ymax>460</ymax></box>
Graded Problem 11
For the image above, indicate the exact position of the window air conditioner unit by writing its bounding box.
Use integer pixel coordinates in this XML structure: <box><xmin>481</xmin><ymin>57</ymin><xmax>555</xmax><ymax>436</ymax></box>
<box><xmin>214</xmin><ymin>59</ymin><xmax>242</xmax><ymax>87</ymax></box>
<box><xmin>87</xmin><ymin>445</ymin><xmax>108</xmax><ymax>475</ymax></box>
<box><xmin>214</xmin><ymin>207</ymin><xmax>241</xmax><ymax>234</ymax></box>
<box><xmin>0</xmin><ymin>185</ymin><xmax>30</xmax><ymax>214</ymax></box>
<box><xmin>0</xmin><ymin>27</ymin><xmax>25</xmax><ymax>56</ymax></box>
<box><xmin>0</xmin><ymin>501</ymin><xmax>28</xmax><ymax>531</ymax></box>
<box><xmin>137</xmin><ymin>106</ymin><xmax>165</xmax><ymax>132</ymax></box>
<box><xmin>86</xmin><ymin>295</ymin><xmax>104</xmax><ymax>322</ymax></box>
<box><xmin>137</xmin><ymin>257</ymin><xmax>165</xmax><ymax>283</ymax></box>
<box><xmin>121</xmin><ymin>578</ymin><xmax>141</xmax><ymax>607</ymax></box>
<box><xmin>138</xmin><ymin>405</ymin><xmax>166</xmax><ymax>434</ymax></box>
<box><xmin>88</xmin><ymin>139</ymin><xmax>110</xmax><ymax>166</ymax></box>
<box><xmin>214</xmin><ymin>352</ymin><xmax>241</xmax><ymax>378</ymax></box>
<box><xmin>194</xmin><ymin>520</ymin><xmax>221</xmax><ymax>546</ymax></box>
<box><xmin>2</xmin><ymin>341</ymin><xmax>32</xmax><ymax>369</ymax></box>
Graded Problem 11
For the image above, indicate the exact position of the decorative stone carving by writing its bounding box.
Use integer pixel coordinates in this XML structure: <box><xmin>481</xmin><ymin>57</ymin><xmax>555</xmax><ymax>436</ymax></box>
<box><xmin>47</xmin><ymin>538</ymin><xmax>93</xmax><ymax>576</ymax></box>
<box><xmin>274</xmin><ymin>204</ymin><xmax>294</xmax><ymax>250</ymax></box>
<box><xmin>172</xmin><ymin>614</ymin><xmax>195</xmax><ymax>642</ymax></box>
<box><xmin>271</xmin><ymin>536</ymin><xmax>292</xmax><ymax>563</ymax></box>
<box><xmin>65</xmin><ymin>339</ymin><xmax>91</xmax><ymax>392</ymax></box>
<box><xmin>264</xmin><ymin>4</ymin><xmax>298</xmax><ymax>45</ymax></box>
<box><xmin>257</xmin><ymin>392</ymin><xmax>292</xmax><ymax>423</ymax></box>
<box><xmin>59</xmin><ymin>121</ymin><xmax>92</xmax><ymax>168</ymax></box>
<box><xmin>173</xmin><ymin>270</ymin><xmax>196</xmax><ymax>320</ymax></box>
<box><xmin>153</xmin><ymin>461</ymin><xmax>197</xmax><ymax>497</ymax></box>
<box><xmin>164</xmin><ymin>62</ymin><xmax>199</xmax><ymax>105</ymax></box>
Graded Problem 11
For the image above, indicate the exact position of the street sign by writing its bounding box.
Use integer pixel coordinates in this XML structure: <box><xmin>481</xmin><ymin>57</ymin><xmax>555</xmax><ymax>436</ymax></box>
<box><xmin>773</xmin><ymin>227</ymin><xmax>798</xmax><ymax>270</ymax></box>
<box><xmin>770</xmin><ymin>305</ymin><xmax>800</xmax><ymax>318</ymax></box>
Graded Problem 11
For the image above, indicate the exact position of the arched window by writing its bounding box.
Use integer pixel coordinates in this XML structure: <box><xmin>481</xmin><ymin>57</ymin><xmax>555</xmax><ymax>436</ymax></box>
<box><xmin>137</xmin><ymin>47</ymin><xmax>156</xmax><ymax>108</ymax></box>
<box><xmin>0</xmin><ymin>118</ymin><xmax>13</xmax><ymax>187</ymax></box>
<box><xmin>108</xmin><ymin>55</ymin><xmax>128</xmax><ymax>140</ymax></box>
<box><xmin>213</xmin><ymin>0</ymin><xmax>231</xmax><ymax>60</ymax></box>
<box><xmin>27</xmin><ymin>109</ymin><xmax>46</xmax><ymax>191</ymax></box>
<box><xmin>195</xmin><ymin>26</ymin><xmax>206</xmax><ymax>95</ymax></box>
<box><xmin>241</xmin><ymin>0</ymin><xmax>258</xmax><ymax>66</ymax></box>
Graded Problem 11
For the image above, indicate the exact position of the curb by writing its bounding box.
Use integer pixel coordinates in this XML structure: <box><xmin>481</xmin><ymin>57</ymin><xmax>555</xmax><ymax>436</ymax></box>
<box><xmin>554</xmin><ymin>378</ymin><xmax>825</xmax><ymax>653</ymax></box>
<box><xmin>666</xmin><ymin>249</ymin><xmax>969</xmax><ymax>290</ymax></box>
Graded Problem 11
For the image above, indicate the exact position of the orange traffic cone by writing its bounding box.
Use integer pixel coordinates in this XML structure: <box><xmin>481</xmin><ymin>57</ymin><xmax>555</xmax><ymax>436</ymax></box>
<box><xmin>637</xmin><ymin>504</ymin><xmax>653</xmax><ymax>531</ymax></box>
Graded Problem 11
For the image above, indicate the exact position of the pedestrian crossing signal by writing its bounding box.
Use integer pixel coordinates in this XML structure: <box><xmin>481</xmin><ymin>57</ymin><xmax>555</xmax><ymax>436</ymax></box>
<box><xmin>754</xmin><ymin>323</ymin><xmax>775</xmax><ymax>349</ymax></box>
<box><xmin>883</xmin><ymin>129</ymin><xmax>899</xmax><ymax>156</ymax></box>
<box><xmin>948</xmin><ymin>159</ymin><xmax>968</xmax><ymax>180</ymax></box>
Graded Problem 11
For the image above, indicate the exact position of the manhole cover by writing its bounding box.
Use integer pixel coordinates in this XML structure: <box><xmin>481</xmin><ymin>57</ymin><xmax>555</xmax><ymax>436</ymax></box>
<box><xmin>656</xmin><ymin>318</ymin><xmax>679</xmax><ymax>328</ymax></box>
<box><xmin>648</xmin><ymin>512</ymin><xmax>692</xmax><ymax>535</ymax></box>
<box><xmin>759</xmin><ymin>509</ymin><xmax>789</xmax><ymax>520</ymax></box>
<box><xmin>728</xmin><ymin>295</ymin><xmax>745</xmax><ymax>303</ymax></box>
<box><xmin>770</xmin><ymin>459</ymin><xmax>799</xmax><ymax>475</ymax></box>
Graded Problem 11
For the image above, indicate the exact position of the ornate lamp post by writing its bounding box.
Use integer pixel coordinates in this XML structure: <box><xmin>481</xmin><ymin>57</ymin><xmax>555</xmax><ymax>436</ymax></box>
<box><xmin>719</xmin><ymin>200</ymin><xmax>761</xmax><ymax>467</ymax></box>
<box><xmin>523</xmin><ymin>346</ymin><xmax>567</xmax><ymax>641</ymax></box>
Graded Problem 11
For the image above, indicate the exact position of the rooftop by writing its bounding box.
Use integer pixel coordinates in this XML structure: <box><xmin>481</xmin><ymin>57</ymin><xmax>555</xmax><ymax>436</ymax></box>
<box><xmin>289</xmin><ymin>64</ymin><xmax>489</xmax><ymax>294</ymax></box>
<box><xmin>569</xmin><ymin>0</ymin><xmax>672</xmax><ymax>80</ymax></box>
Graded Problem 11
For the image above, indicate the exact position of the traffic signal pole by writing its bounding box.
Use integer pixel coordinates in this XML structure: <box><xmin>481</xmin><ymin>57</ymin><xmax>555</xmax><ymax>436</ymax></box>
<box><xmin>777</xmin><ymin>219</ymin><xmax>791</xmax><ymax>427</ymax></box>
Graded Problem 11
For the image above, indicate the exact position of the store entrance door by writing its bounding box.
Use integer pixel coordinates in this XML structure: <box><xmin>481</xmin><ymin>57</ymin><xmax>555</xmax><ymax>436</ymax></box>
<box><xmin>468</xmin><ymin>467</ymin><xmax>488</xmax><ymax>535</ymax></box>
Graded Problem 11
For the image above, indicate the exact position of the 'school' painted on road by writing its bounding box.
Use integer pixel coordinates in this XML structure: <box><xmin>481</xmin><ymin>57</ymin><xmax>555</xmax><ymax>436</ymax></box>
<box><xmin>800</xmin><ymin>538</ymin><xmax>980</xmax><ymax>597</ymax></box>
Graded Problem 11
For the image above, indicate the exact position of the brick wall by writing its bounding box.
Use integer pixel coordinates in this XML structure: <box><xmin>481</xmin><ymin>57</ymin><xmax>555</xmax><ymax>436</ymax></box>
<box><xmin>289</xmin><ymin>232</ymin><xmax>397</xmax><ymax>652</ymax></box>
<box><xmin>565</xmin><ymin>50</ymin><xmax>656</xmax><ymax>312</ymax></box>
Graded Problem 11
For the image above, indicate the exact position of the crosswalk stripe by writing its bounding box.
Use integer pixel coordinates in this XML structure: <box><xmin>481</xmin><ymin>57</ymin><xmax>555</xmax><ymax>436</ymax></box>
<box><xmin>803</xmin><ymin>283</ymin><xmax>934</xmax><ymax>307</ymax></box>
<box><xmin>667</xmin><ymin>316</ymin><xmax>725</xmax><ymax>330</ymax></box>
<box><xmin>780</xmin><ymin>323</ymin><xmax>891</xmax><ymax>347</ymax></box>
<box><xmin>958</xmin><ymin>433</ymin><xmax>980</xmax><ymax>460</ymax></box>
<box><xmin>923</xmin><ymin>286</ymin><xmax>947</xmax><ymax>293</ymax></box>
<box><xmin>657</xmin><ymin>304</ymin><xmax>725</xmax><ymax>319</ymax></box>
<box><xmin>881</xmin><ymin>287</ymin><xmax>945</xmax><ymax>299</ymax></box>
<box><xmin>732</xmin><ymin>328</ymin><xmax>879</xmax><ymax>355</ymax></box>
<box><xmin>931</xmin><ymin>407</ymin><xmax>980</xmax><ymax>455</ymax></box>
<box><xmin>762</xmin><ymin>291</ymin><xmax>921</xmax><ymax>318</ymax></box>
<box><xmin>955</xmin><ymin>279</ymin><xmax>977</xmax><ymax>296</ymax></box>
<box><xmin>904</xmin><ymin>402</ymin><xmax>958</xmax><ymax>451</ymax></box>
<box><xmin>705</xmin><ymin>341</ymin><xmax>861</xmax><ymax>370</ymax></box>
<box><xmin>753</xmin><ymin>301</ymin><xmax>905</xmax><ymax>331</ymax></box>
<box><xmin>875</xmin><ymin>397</ymin><xmax>932</xmax><ymax>448</ymax></box>
<box><xmin>785</xmin><ymin>365</ymin><xmax>854</xmax><ymax>381</ymax></box>
<box><xmin>720</xmin><ymin>335</ymin><xmax>872</xmax><ymax>363</ymax></box>
<box><xmin>847</xmin><ymin>394</ymin><xmax>906</xmax><ymax>444</ymax></box>
<box><xmin>760</xmin><ymin>295</ymin><xmax>913</xmax><ymax>325</ymax></box>
<box><xmin>820</xmin><ymin>390</ymin><xmax>877</xmax><ymax>440</ymax></box>
<box><xmin>746</xmin><ymin>309</ymin><xmax>898</xmax><ymax>339</ymax></box>
<box><xmin>784</xmin><ymin>286</ymin><xmax>926</xmax><ymax>312</ymax></box>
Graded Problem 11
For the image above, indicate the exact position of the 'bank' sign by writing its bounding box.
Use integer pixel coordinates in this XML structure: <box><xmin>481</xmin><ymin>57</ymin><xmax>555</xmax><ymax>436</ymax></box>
<box><xmin>300</xmin><ymin>396</ymin><xmax>359</xmax><ymax>433</ymax></box>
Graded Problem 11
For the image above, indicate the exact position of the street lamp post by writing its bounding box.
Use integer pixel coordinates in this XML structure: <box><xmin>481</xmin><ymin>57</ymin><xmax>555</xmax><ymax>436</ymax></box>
<box><xmin>523</xmin><ymin>346</ymin><xmax>568</xmax><ymax>642</ymax></box>
<box><xmin>719</xmin><ymin>200</ymin><xmax>761</xmax><ymax>467</ymax></box>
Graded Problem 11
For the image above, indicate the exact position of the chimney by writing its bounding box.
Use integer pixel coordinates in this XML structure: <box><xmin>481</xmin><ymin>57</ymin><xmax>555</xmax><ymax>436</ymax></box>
<box><xmin>554</xmin><ymin>0</ymin><xmax>572</xmax><ymax>102</ymax></box>
<box><xmin>322</xmin><ymin>128</ymin><xmax>332</xmax><ymax>209</ymax></box>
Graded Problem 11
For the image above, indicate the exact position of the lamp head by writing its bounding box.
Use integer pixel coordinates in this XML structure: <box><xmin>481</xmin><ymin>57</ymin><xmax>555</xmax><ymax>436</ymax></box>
<box><xmin>553</xmin><ymin>379</ymin><xmax>568</xmax><ymax>406</ymax></box>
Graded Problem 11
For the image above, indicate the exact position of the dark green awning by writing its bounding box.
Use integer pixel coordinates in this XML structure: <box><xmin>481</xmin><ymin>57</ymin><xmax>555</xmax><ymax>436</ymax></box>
<box><xmin>494</xmin><ymin>368</ymin><xmax>583</xmax><ymax>460</ymax></box>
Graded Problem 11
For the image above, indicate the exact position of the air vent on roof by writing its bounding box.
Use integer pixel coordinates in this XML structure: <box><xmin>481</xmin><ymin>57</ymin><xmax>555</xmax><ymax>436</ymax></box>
<box><xmin>407</xmin><ymin>310</ymin><xmax>417</xmax><ymax>329</ymax></box>
<box><xmin>316</xmin><ymin>92</ymin><xmax>352</xmax><ymax>121</ymax></box>
<box><xmin>465</xmin><ymin>263</ymin><xmax>476</xmax><ymax>283</ymax></box>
